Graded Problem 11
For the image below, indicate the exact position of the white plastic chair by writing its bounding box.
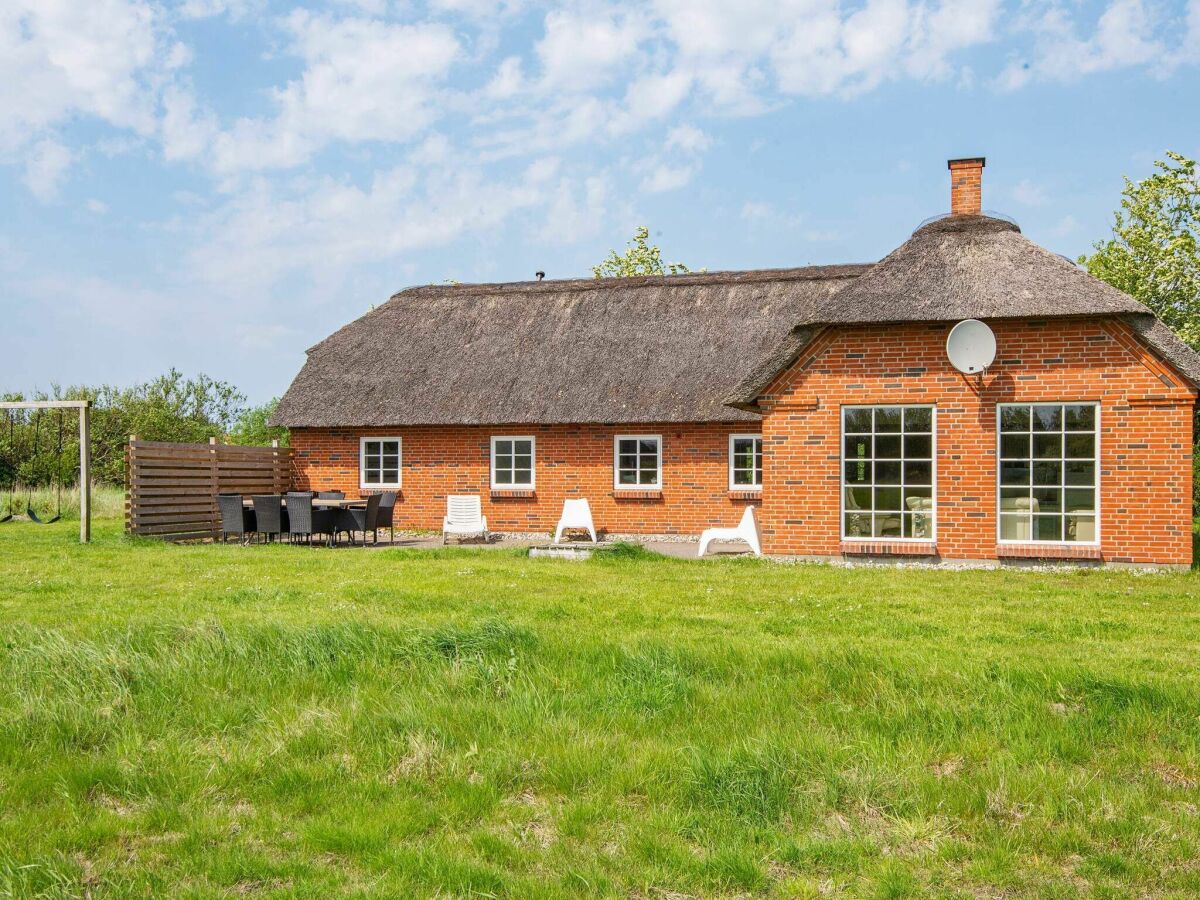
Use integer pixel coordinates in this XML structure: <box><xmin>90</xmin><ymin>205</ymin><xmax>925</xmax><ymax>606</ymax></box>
<box><xmin>554</xmin><ymin>498</ymin><xmax>597</xmax><ymax>544</ymax></box>
<box><xmin>698</xmin><ymin>506</ymin><xmax>762</xmax><ymax>557</ymax></box>
<box><xmin>443</xmin><ymin>495</ymin><xmax>488</xmax><ymax>544</ymax></box>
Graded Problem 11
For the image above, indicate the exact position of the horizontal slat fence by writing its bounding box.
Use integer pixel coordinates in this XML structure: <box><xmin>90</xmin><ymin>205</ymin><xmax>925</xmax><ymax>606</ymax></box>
<box><xmin>126</xmin><ymin>438</ymin><xmax>291</xmax><ymax>541</ymax></box>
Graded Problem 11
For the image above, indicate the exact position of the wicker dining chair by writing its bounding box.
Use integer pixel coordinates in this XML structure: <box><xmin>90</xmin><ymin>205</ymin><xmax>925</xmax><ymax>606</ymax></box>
<box><xmin>317</xmin><ymin>490</ymin><xmax>345</xmax><ymax>500</ymax></box>
<box><xmin>337</xmin><ymin>493</ymin><xmax>383</xmax><ymax>545</ymax></box>
<box><xmin>375</xmin><ymin>491</ymin><xmax>397</xmax><ymax>542</ymax></box>
<box><xmin>217</xmin><ymin>493</ymin><xmax>255</xmax><ymax>544</ymax></box>
<box><xmin>286</xmin><ymin>492</ymin><xmax>336</xmax><ymax>546</ymax></box>
<box><xmin>251</xmin><ymin>494</ymin><xmax>285</xmax><ymax>543</ymax></box>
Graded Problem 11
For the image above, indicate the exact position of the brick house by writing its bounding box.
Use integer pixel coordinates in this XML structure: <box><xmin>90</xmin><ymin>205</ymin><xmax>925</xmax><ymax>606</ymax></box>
<box><xmin>272</xmin><ymin>159</ymin><xmax>1199</xmax><ymax>567</ymax></box>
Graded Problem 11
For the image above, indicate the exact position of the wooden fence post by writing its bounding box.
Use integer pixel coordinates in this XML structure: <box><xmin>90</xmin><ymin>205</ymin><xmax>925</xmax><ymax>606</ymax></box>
<box><xmin>79</xmin><ymin>403</ymin><xmax>91</xmax><ymax>543</ymax></box>
<box><xmin>125</xmin><ymin>435</ymin><xmax>137</xmax><ymax>535</ymax></box>
<box><xmin>209</xmin><ymin>437</ymin><xmax>220</xmax><ymax>538</ymax></box>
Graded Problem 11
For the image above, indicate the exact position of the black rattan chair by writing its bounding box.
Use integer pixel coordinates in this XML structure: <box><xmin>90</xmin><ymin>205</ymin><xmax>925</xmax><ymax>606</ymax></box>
<box><xmin>375</xmin><ymin>491</ymin><xmax>397</xmax><ymax>542</ymax></box>
<box><xmin>337</xmin><ymin>493</ymin><xmax>382</xmax><ymax>545</ymax></box>
<box><xmin>218</xmin><ymin>493</ymin><xmax>255</xmax><ymax>544</ymax></box>
<box><xmin>252</xmin><ymin>494</ymin><xmax>285</xmax><ymax>543</ymax></box>
<box><xmin>286</xmin><ymin>492</ymin><xmax>336</xmax><ymax>546</ymax></box>
<box><xmin>317</xmin><ymin>490</ymin><xmax>345</xmax><ymax>500</ymax></box>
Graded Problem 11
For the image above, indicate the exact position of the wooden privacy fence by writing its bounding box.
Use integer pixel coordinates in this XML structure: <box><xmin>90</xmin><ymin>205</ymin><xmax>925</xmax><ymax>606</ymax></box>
<box><xmin>126</xmin><ymin>438</ymin><xmax>291</xmax><ymax>540</ymax></box>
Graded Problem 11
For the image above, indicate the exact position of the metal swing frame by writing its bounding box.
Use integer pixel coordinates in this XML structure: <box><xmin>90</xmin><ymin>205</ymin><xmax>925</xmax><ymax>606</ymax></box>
<box><xmin>0</xmin><ymin>400</ymin><xmax>92</xmax><ymax>543</ymax></box>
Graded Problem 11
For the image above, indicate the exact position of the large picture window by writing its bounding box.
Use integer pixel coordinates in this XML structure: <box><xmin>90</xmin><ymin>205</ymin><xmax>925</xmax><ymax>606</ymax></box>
<box><xmin>729</xmin><ymin>434</ymin><xmax>763</xmax><ymax>490</ymax></box>
<box><xmin>491</xmin><ymin>436</ymin><xmax>535</xmax><ymax>489</ymax></box>
<box><xmin>998</xmin><ymin>403</ymin><xmax>1098</xmax><ymax>543</ymax></box>
<box><xmin>614</xmin><ymin>435</ymin><xmax>662</xmax><ymax>489</ymax></box>
<box><xmin>842</xmin><ymin>406</ymin><xmax>935</xmax><ymax>540</ymax></box>
<box><xmin>360</xmin><ymin>437</ymin><xmax>401</xmax><ymax>489</ymax></box>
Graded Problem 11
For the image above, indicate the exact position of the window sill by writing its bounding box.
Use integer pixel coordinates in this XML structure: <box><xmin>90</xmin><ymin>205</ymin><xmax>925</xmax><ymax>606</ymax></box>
<box><xmin>490</xmin><ymin>489</ymin><xmax>535</xmax><ymax>498</ymax></box>
<box><xmin>840</xmin><ymin>540</ymin><xmax>937</xmax><ymax>557</ymax></box>
<box><xmin>728</xmin><ymin>490</ymin><xmax>762</xmax><ymax>500</ymax></box>
<box><xmin>612</xmin><ymin>490</ymin><xmax>663</xmax><ymax>500</ymax></box>
<box><xmin>997</xmin><ymin>543</ymin><xmax>1102</xmax><ymax>560</ymax></box>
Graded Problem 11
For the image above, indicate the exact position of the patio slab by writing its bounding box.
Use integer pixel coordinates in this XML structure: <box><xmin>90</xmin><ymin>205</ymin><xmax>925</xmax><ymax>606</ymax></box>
<box><xmin>330</xmin><ymin>532</ymin><xmax>756</xmax><ymax>559</ymax></box>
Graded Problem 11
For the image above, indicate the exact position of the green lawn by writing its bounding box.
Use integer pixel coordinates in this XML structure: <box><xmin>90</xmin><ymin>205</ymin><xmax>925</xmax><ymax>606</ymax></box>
<box><xmin>2</xmin><ymin>517</ymin><xmax>1200</xmax><ymax>898</ymax></box>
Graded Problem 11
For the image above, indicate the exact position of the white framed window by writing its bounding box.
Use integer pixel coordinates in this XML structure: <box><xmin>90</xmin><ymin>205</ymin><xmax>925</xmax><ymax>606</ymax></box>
<box><xmin>614</xmin><ymin>435</ymin><xmax>662</xmax><ymax>489</ymax></box>
<box><xmin>360</xmin><ymin>436</ymin><xmax>401</xmax><ymax>489</ymax></box>
<box><xmin>729</xmin><ymin>434</ymin><xmax>763</xmax><ymax>490</ymax></box>
<box><xmin>997</xmin><ymin>403</ymin><xmax>1099</xmax><ymax>544</ymax></box>
<box><xmin>491</xmin><ymin>436</ymin><xmax>536</xmax><ymax>489</ymax></box>
<box><xmin>842</xmin><ymin>405</ymin><xmax>936</xmax><ymax>541</ymax></box>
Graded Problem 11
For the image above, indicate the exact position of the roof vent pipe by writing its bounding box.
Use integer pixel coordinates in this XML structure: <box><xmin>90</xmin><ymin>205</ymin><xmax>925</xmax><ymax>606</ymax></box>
<box><xmin>948</xmin><ymin>157</ymin><xmax>985</xmax><ymax>216</ymax></box>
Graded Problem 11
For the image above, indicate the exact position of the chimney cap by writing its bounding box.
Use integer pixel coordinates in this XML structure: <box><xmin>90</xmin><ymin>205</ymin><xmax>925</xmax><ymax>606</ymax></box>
<box><xmin>947</xmin><ymin>157</ymin><xmax>986</xmax><ymax>169</ymax></box>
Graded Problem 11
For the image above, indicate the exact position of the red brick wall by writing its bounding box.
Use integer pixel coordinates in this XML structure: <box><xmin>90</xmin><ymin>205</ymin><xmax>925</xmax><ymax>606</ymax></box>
<box><xmin>289</xmin><ymin>423</ymin><xmax>761</xmax><ymax>535</ymax></box>
<box><xmin>759</xmin><ymin>317</ymin><xmax>1196</xmax><ymax>565</ymax></box>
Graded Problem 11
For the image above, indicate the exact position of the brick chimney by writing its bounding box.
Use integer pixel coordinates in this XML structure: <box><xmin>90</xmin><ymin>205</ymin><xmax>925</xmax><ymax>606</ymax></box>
<box><xmin>947</xmin><ymin>157</ymin><xmax>985</xmax><ymax>216</ymax></box>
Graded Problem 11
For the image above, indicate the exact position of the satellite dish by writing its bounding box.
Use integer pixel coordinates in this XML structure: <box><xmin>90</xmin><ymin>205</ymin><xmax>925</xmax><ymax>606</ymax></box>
<box><xmin>946</xmin><ymin>319</ymin><xmax>996</xmax><ymax>374</ymax></box>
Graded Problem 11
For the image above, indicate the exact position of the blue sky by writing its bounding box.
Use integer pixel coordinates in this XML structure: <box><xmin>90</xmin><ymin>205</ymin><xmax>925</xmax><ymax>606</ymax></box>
<box><xmin>3</xmin><ymin>0</ymin><xmax>1199</xmax><ymax>403</ymax></box>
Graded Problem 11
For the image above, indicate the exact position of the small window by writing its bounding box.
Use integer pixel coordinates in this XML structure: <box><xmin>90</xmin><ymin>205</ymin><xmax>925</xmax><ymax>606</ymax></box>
<box><xmin>842</xmin><ymin>405</ymin><xmax>935</xmax><ymax>540</ymax></box>
<box><xmin>998</xmin><ymin>403</ymin><xmax>1098</xmax><ymax>543</ymax></box>
<box><xmin>614</xmin><ymin>435</ymin><xmax>662</xmax><ymax>489</ymax></box>
<box><xmin>729</xmin><ymin>434</ymin><xmax>763</xmax><ymax>490</ymax></box>
<box><xmin>491</xmin><ymin>436</ymin><xmax>535</xmax><ymax>489</ymax></box>
<box><xmin>360</xmin><ymin>437</ymin><xmax>401</xmax><ymax>489</ymax></box>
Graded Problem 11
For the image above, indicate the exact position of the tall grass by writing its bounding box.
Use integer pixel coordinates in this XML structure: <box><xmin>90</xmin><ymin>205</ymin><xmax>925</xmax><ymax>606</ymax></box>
<box><xmin>0</xmin><ymin>484</ymin><xmax>123</xmax><ymax>520</ymax></box>
<box><xmin>0</xmin><ymin>517</ymin><xmax>1198</xmax><ymax>896</ymax></box>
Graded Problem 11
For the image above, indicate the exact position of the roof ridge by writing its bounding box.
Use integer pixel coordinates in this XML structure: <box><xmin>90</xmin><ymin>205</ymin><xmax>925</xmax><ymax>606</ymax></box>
<box><xmin>388</xmin><ymin>263</ymin><xmax>873</xmax><ymax>301</ymax></box>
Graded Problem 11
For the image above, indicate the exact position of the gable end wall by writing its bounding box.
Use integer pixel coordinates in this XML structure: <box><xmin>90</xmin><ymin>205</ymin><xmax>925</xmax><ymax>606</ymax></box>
<box><xmin>759</xmin><ymin>317</ymin><xmax>1196</xmax><ymax>565</ymax></box>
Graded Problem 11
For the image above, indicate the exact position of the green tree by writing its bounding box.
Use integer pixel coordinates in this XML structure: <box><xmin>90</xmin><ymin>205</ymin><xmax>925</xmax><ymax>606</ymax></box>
<box><xmin>1080</xmin><ymin>151</ymin><xmax>1200</xmax><ymax>349</ymax></box>
<box><xmin>229</xmin><ymin>398</ymin><xmax>289</xmax><ymax>448</ymax></box>
<box><xmin>593</xmin><ymin>226</ymin><xmax>692</xmax><ymax>278</ymax></box>
<box><xmin>0</xmin><ymin>371</ymin><xmax>251</xmax><ymax>488</ymax></box>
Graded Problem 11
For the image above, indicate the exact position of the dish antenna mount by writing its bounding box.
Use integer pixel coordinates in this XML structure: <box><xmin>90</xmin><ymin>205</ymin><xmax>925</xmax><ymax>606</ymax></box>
<box><xmin>946</xmin><ymin>319</ymin><xmax>996</xmax><ymax>377</ymax></box>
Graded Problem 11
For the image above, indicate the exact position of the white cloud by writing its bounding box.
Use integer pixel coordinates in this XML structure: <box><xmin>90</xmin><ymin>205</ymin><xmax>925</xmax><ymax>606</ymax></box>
<box><xmin>178</xmin><ymin>0</ymin><xmax>264</xmax><ymax>20</ymax></box>
<box><xmin>0</xmin><ymin>0</ymin><xmax>169</xmax><ymax>154</ymax></box>
<box><xmin>535</xmin><ymin>8</ymin><xmax>649</xmax><ymax>92</ymax></box>
<box><xmin>535</xmin><ymin>173</ymin><xmax>612</xmax><ymax>244</ymax></box>
<box><xmin>634</xmin><ymin>124</ymin><xmax>711</xmax><ymax>193</ymax></box>
<box><xmin>741</xmin><ymin>200</ymin><xmax>774</xmax><ymax>221</ymax></box>
<box><xmin>485</xmin><ymin>56</ymin><xmax>525</xmax><ymax>99</ymax></box>
<box><xmin>22</xmin><ymin>138</ymin><xmax>73</xmax><ymax>201</ymax></box>
<box><xmin>739</xmin><ymin>199</ymin><xmax>806</xmax><ymax>229</ymax></box>
<box><xmin>1052</xmin><ymin>214</ymin><xmax>1080</xmax><ymax>238</ymax></box>
<box><xmin>996</xmin><ymin>0</ymin><xmax>1167</xmax><ymax>89</ymax></box>
<box><xmin>665</xmin><ymin>123</ymin><xmax>711</xmax><ymax>154</ymax></box>
<box><xmin>639</xmin><ymin>163</ymin><xmax>697</xmax><ymax>193</ymax></box>
<box><xmin>85</xmin><ymin>198</ymin><xmax>109</xmax><ymax>214</ymax></box>
<box><xmin>189</xmin><ymin>157</ymin><xmax>554</xmax><ymax>293</ymax></box>
<box><xmin>171</xmin><ymin>11</ymin><xmax>462</xmax><ymax>174</ymax></box>
<box><xmin>431</xmin><ymin>0</ymin><xmax>524</xmax><ymax>17</ymax></box>
<box><xmin>651</xmin><ymin>0</ymin><xmax>1000</xmax><ymax>105</ymax></box>
<box><xmin>1011</xmin><ymin>178</ymin><xmax>1048</xmax><ymax>206</ymax></box>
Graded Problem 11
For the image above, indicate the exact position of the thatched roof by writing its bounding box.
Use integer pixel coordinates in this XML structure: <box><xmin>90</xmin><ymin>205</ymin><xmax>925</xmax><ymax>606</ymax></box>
<box><xmin>726</xmin><ymin>215</ymin><xmax>1200</xmax><ymax>406</ymax></box>
<box><xmin>274</xmin><ymin>215</ymin><xmax>1199</xmax><ymax>428</ymax></box>
<box><xmin>272</xmin><ymin>266</ymin><xmax>868</xmax><ymax>427</ymax></box>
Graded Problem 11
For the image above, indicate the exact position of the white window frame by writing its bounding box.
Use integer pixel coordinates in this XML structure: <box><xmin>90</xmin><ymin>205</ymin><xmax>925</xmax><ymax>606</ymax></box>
<box><xmin>995</xmin><ymin>402</ymin><xmax>1100</xmax><ymax>546</ymax></box>
<box><xmin>359</xmin><ymin>436</ymin><xmax>402</xmax><ymax>490</ymax></box>
<box><xmin>490</xmin><ymin>435</ymin><xmax>536</xmax><ymax>490</ymax></box>
<box><xmin>840</xmin><ymin>404</ymin><xmax>937</xmax><ymax>543</ymax></box>
<box><xmin>613</xmin><ymin>434</ymin><xmax>663</xmax><ymax>490</ymax></box>
<box><xmin>728</xmin><ymin>433</ymin><xmax>763</xmax><ymax>491</ymax></box>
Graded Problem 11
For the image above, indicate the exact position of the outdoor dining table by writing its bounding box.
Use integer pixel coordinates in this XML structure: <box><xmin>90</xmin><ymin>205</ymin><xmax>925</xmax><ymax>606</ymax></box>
<box><xmin>241</xmin><ymin>496</ymin><xmax>367</xmax><ymax>508</ymax></box>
